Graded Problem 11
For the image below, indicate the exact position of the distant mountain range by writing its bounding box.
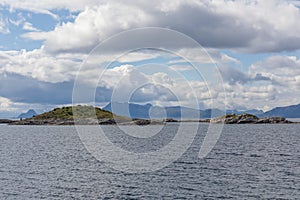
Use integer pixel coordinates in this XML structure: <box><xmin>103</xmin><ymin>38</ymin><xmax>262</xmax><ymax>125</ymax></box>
<box><xmin>103</xmin><ymin>102</ymin><xmax>205</xmax><ymax>119</ymax></box>
<box><xmin>102</xmin><ymin>102</ymin><xmax>248</xmax><ymax>119</ymax></box>
<box><xmin>12</xmin><ymin>103</ymin><xmax>300</xmax><ymax>120</ymax></box>
<box><xmin>264</xmin><ymin>103</ymin><xmax>300</xmax><ymax>118</ymax></box>
<box><xmin>103</xmin><ymin>102</ymin><xmax>300</xmax><ymax>119</ymax></box>
<box><xmin>17</xmin><ymin>109</ymin><xmax>37</xmax><ymax>119</ymax></box>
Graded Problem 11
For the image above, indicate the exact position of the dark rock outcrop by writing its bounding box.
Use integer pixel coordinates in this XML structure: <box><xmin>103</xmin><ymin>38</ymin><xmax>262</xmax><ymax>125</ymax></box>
<box><xmin>255</xmin><ymin>117</ymin><xmax>292</xmax><ymax>124</ymax></box>
<box><xmin>133</xmin><ymin>119</ymin><xmax>151</xmax><ymax>126</ymax></box>
<box><xmin>98</xmin><ymin>119</ymin><xmax>116</xmax><ymax>125</ymax></box>
<box><xmin>163</xmin><ymin>118</ymin><xmax>178</xmax><ymax>123</ymax></box>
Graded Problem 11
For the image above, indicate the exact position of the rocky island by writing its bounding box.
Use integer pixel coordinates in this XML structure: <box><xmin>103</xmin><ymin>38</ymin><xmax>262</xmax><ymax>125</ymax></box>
<box><xmin>8</xmin><ymin>105</ymin><xmax>164</xmax><ymax>126</ymax></box>
<box><xmin>210</xmin><ymin>113</ymin><xmax>294</xmax><ymax>124</ymax></box>
<box><xmin>9</xmin><ymin>105</ymin><xmax>124</xmax><ymax>125</ymax></box>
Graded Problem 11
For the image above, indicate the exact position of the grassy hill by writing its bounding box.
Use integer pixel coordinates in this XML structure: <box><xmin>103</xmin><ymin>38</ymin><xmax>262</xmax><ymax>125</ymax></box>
<box><xmin>33</xmin><ymin>105</ymin><xmax>116</xmax><ymax>120</ymax></box>
<box><xmin>10</xmin><ymin>105</ymin><xmax>159</xmax><ymax>125</ymax></box>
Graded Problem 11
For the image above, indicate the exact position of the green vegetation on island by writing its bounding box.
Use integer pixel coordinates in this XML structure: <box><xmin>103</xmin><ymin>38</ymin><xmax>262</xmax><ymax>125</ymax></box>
<box><xmin>34</xmin><ymin>105</ymin><xmax>114</xmax><ymax>120</ymax></box>
<box><xmin>11</xmin><ymin>105</ymin><xmax>131</xmax><ymax>125</ymax></box>
<box><xmin>9</xmin><ymin>105</ymin><xmax>165</xmax><ymax>125</ymax></box>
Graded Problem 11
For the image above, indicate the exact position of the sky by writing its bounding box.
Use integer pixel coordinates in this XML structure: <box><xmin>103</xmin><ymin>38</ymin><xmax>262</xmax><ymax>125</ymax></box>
<box><xmin>0</xmin><ymin>0</ymin><xmax>300</xmax><ymax>117</ymax></box>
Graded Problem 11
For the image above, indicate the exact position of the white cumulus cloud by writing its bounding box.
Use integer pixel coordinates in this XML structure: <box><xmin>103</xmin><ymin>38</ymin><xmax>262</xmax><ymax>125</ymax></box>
<box><xmin>19</xmin><ymin>0</ymin><xmax>300</xmax><ymax>53</ymax></box>
<box><xmin>0</xmin><ymin>48</ymin><xmax>82</xmax><ymax>83</ymax></box>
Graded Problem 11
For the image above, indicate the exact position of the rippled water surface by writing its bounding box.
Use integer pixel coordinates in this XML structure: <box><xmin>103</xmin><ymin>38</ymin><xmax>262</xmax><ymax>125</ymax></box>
<box><xmin>0</xmin><ymin>124</ymin><xmax>300</xmax><ymax>199</ymax></box>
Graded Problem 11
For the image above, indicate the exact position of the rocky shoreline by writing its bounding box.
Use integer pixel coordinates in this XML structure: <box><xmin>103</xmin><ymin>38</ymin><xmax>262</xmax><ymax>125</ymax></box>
<box><xmin>5</xmin><ymin>118</ymin><xmax>165</xmax><ymax>126</ymax></box>
<box><xmin>0</xmin><ymin>119</ymin><xmax>14</xmax><ymax>124</ymax></box>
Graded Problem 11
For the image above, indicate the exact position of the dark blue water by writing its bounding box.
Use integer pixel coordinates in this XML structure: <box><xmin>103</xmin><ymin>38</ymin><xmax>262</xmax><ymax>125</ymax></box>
<box><xmin>0</xmin><ymin>124</ymin><xmax>299</xmax><ymax>199</ymax></box>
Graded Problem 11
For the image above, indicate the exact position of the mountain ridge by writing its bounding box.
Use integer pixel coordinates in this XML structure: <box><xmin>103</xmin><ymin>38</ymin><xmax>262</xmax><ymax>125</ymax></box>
<box><xmin>264</xmin><ymin>103</ymin><xmax>300</xmax><ymax>118</ymax></box>
<box><xmin>103</xmin><ymin>102</ymin><xmax>300</xmax><ymax>119</ymax></box>
<box><xmin>17</xmin><ymin>109</ymin><xmax>37</xmax><ymax>119</ymax></box>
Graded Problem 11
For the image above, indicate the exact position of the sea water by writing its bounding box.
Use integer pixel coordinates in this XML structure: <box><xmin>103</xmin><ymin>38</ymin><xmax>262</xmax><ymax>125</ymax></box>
<box><xmin>0</xmin><ymin>124</ymin><xmax>299</xmax><ymax>199</ymax></box>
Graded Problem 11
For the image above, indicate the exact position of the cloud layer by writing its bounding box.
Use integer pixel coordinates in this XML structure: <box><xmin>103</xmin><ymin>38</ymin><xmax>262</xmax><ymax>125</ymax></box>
<box><xmin>21</xmin><ymin>0</ymin><xmax>300</xmax><ymax>53</ymax></box>
<box><xmin>221</xmin><ymin>55</ymin><xmax>300</xmax><ymax>110</ymax></box>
